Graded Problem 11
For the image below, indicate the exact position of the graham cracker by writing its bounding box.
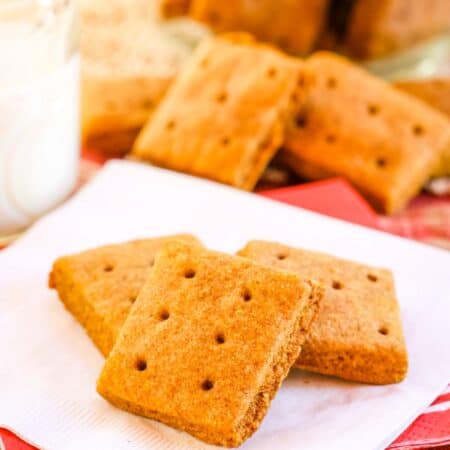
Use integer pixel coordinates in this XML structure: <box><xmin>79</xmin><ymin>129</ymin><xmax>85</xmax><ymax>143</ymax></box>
<box><xmin>160</xmin><ymin>0</ymin><xmax>191</xmax><ymax>17</ymax></box>
<box><xmin>132</xmin><ymin>33</ymin><xmax>307</xmax><ymax>191</ymax></box>
<box><xmin>189</xmin><ymin>0</ymin><xmax>330</xmax><ymax>55</ymax></box>
<box><xmin>81</xmin><ymin>73</ymin><xmax>172</xmax><ymax>157</ymax></box>
<box><xmin>83</xmin><ymin>126</ymin><xmax>141</xmax><ymax>157</ymax></box>
<box><xmin>79</xmin><ymin>0</ymin><xmax>196</xmax><ymax>156</ymax></box>
<box><xmin>395</xmin><ymin>78</ymin><xmax>450</xmax><ymax>120</ymax></box>
<box><xmin>97</xmin><ymin>241</ymin><xmax>322</xmax><ymax>447</ymax></box>
<box><xmin>283</xmin><ymin>52</ymin><xmax>450</xmax><ymax>214</ymax></box>
<box><xmin>48</xmin><ymin>234</ymin><xmax>201</xmax><ymax>356</ymax></box>
<box><xmin>345</xmin><ymin>0</ymin><xmax>450</xmax><ymax>58</ymax></box>
<box><xmin>238</xmin><ymin>240</ymin><xmax>408</xmax><ymax>385</ymax></box>
<box><xmin>395</xmin><ymin>78</ymin><xmax>450</xmax><ymax>176</ymax></box>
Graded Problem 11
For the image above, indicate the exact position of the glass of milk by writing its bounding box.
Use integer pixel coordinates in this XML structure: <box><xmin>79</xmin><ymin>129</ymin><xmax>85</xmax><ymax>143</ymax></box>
<box><xmin>0</xmin><ymin>0</ymin><xmax>79</xmax><ymax>237</ymax></box>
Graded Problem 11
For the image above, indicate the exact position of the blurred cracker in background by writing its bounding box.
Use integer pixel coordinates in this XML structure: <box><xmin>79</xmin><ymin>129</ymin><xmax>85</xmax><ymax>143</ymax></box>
<box><xmin>345</xmin><ymin>0</ymin><xmax>450</xmax><ymax>59</ymax></box>
<box><xmin>189</xmin><ymin>0</ymin><xmax>330</xmax><ymax>55</ymax></box>
<box><xmin>79</xmin><ymin>0</ymin><xmax>209</xmax><ymax>156</ymax></box>
<box><xmin>395</xmin><ymin>78</ymin><xmax>450</xmax><ymax>118</ymax></box>
<box><xmin>160</xmin><ymin>0</ymin><xmax>191</xmax><ymax>18</ymax></box>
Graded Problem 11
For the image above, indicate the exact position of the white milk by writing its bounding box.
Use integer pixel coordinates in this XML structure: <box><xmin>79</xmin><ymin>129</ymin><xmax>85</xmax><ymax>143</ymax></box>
<box><xmin>0</xmin><ymin>0</ymin><xmax>80</xmax><ymax>234</ymax></box>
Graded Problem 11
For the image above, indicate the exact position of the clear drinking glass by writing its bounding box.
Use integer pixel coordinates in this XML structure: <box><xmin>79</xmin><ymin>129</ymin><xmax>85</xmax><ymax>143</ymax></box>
<box><xmin>0</xmin><ymin>0</ymin><xmax>79</xmax><ymax>240</ymax></box>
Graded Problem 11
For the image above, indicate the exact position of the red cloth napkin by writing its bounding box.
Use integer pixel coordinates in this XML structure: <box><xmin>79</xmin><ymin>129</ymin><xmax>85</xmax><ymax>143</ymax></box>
<box><xmin>2</xmin><ymin>153</ymin><xmax>449</xmax><ymax>450</ymax></box>
<box><xmin>259</xmin><ymin>178</ymin><xmax>379</xmax><ymax>229</ymax></box>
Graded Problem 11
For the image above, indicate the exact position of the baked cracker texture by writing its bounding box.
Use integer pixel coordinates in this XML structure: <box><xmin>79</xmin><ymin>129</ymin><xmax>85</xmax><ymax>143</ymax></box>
<box><xmin>160</xmin><ymin>0</ymin><xmax>191</xmax><ymax>17</ymax></box>
<box><xmin>395</xmin><ymin>78</ymin><xmax>450</xmax><ymax>175</ymax></box>
<box><xmin>395</xmin><ymin>78</ymin><xmax>450</xmax><ymax>120</ymax></box>
<box><xmin>238</xmin><ymin>240</ymin><xmax>408</xmax><ymax>385</ymax></box>
<box><xmin>97</xmin><ymin>241</ymin><xmax>322</xmax><ymax>447</ymax></box>
<box><xmin>345</xmin><ymin>0</ymin><xmax>450</xmax><ymax>59</ymax></box>
<box><xmin>189</xmin><ymin>0</ymin><xmax>330</xmax><ymax>55</ymax></box>
<box><xmin>79</xmin><ymin>0</ymin><xmax>195</xmax><ymax>156</ymax></box>
<box><xmin>48</xmin><ymin>234</ymin><xmax>201</xmax><ymax>356</ymax></box>
<box><xmin>82</xmin><ymin>74</ymin><xmax>172</xmax><ymax>157</ymax></box>
<box><xmin>282</xmin><ymin>52</ymin><xmax>450</xmax><ymax>214</ymax></box>
<box><xmin>132</xmin><ymin>33</ymin><xmax>307</xmax><ymax>191</ymax></box>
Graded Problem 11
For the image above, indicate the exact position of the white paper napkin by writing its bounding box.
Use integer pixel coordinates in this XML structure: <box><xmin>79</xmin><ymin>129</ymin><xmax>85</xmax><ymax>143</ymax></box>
<box><xmin>1</xmin><ymin>160</ymin><xmax>449</xmax><ymax>450</ymax></box>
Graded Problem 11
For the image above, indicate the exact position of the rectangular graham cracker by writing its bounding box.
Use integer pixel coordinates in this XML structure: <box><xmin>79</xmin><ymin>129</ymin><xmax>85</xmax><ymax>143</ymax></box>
<box><xmin>132</xmin><ymin>34</ymin><xmax>307</xmax><ymax>191</ymax></box>
<box><xmin>282</xmin><ymin>52</ymin><xmax>450</xmax><ymax>214</ymax></box>
<box><xmin>48</xmin><ymin>234</ymin><xmax>201</xmax><ymax>356</ymax></box>
<box><xmin>189</xmin><ymin>0</ymin><xmax>330</xmax><ymax>55</ymax></box>
<box><xmin>97</xmin><ymin>241</ymin><xmax>322</xmax><ymax>447</ymax></box>
<box><xmin>238</xmin><ymin>240</ymin><xmax>408</xmax><ymax>385</ymax></box>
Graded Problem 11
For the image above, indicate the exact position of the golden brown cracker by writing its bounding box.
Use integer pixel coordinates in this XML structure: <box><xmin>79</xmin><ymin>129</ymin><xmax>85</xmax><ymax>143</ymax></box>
<box><xmin>132</xmin><ymin>34</ymin><xmax>307</xmax><ymax>191</ymax></box>
<box><xmin>160</xmin><ymin>0</ymin><xmax>191</xmax><ymax>17</ymax></box>
<box><xmin>189</xmin><ymin>0</ymin><xmax>330</xmax><ymax>55</ymax></box>
<box><xmin>283</xmin><ymin>52</ymin><xmax>450</xmax><ymax>214</ymax></box>
<box><xmin>81</xmin><ymin>73</ymin><xmax>172</xmax><ymax>156</ymax></box>
<box><xmin>238</xmin><ymin>240</ymin><xmax>408</xmax><ymax>385</ymax></box>
<box><xmin>345</xmin><ymin>0</ymin><xmax>450</xmax><ymax>58</ymax></box>
<box><xmin>48</xmin><ymin>234</ymin><xmax>201</xmax><ymax>356</ymax></box>
<box><xmin>97</xmin><ymin>241</ymin><xmax>322</xmax><ymax>447</ymax></box>
<box><xmin>395</xmin><ymin>78</ymin><xmax>450</xmax><ymax>119</ymax></box>
<box><xmin>395</xmin><ymin>78</ymin><xmax>450</xmax><ymax>175</ymax></box>
<box><xmin>84</xmin><ymin>127</ymin><xmax>140</xmax><ymax>157</ymax></box>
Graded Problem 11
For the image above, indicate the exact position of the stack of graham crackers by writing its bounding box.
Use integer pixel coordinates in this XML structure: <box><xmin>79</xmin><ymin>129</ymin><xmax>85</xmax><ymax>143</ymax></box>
<box><xmin>49</xmin><ymin>234</ymin><xmax>408</xmax><ymax>447</ymax></box>
<box><xmin>129</xmin><ymin>33</ymin><xmax>450</xmax><ymax>214</ymax></box>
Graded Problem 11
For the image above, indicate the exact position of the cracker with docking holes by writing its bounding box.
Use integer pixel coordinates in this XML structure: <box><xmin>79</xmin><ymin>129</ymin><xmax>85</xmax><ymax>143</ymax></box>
<box><xmin>132</xmin><ymin>34</ymin><xmax>307</xmax><ymax>191</ymax></box>
<box><xmin>48</xmin><ymin>234</ymin><xmax>201</xmax><ymax>356</ymax></box>
<box><xmin>97</xmin><ymin>241</ymin><xmax>322</xmax><ymax>447</ymax></box>
<box><xmin>238</xmin><ymin>240</ymin><xmax>408</xmax><ymax>385</ymax></box>
<box><xmin>189</xmin><ymin>0</ymin><xmax>330</xmax><ymax>55</ymax></box>
<box><xmin>282</xmin><ymin>52</ymin><xmax>450</xmax><ymax>214</ymax></box>
<box><xmin>395</xmin><ymin>78</ymin><xmax>450</xmax><ymax>175</ymax></box>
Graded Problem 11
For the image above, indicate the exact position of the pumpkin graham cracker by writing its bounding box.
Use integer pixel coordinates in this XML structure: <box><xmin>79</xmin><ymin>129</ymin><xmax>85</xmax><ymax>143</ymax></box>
<box><xmin>283</xmin><ymin>52</ymin><xmax>450</xmax><ymax>214</ymax></box>
<box><xmin>395</xmin><ymin>78</ymin><xmax>450</xmax><ymax>176</ymax></box>
<box><xmin>189</xmin><ymin>0</ymin><xmax>330</xmax><ymax>55</ymax></box>
<box><xmin>97</xmin><ymin>241</ymin><xmax>323</xmax><ymax>447</ymax></box>
<box><xmin>238</xmin><ymin>240</ymin><xmax>408</xmax><ymax>385</ymax></box>
<box><xmin>48</xmin><ymin>234</ymin><xmax>201</xmax><ymax>356</ymax></box>
<box><xmin>395</xmin><ymin>78</ymin><xmax>450</xmax><ymax>120</ymax></box>
<box><xmin>345</xmin><ymin>0</ymin><xmax>450</xmax><ymax>59</ymax></box>
<box><xmin>132</xmin><ymin>34</ymin><xmax>308</xmax><ymax>191</ymax></box>
<box><xmin>160</xmin><ymin>0</ymin><xmax>191</xmax><ymax>17</ymax></box>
